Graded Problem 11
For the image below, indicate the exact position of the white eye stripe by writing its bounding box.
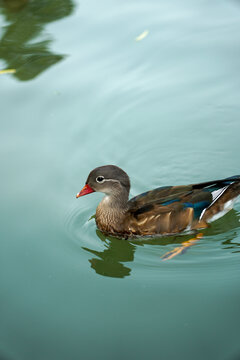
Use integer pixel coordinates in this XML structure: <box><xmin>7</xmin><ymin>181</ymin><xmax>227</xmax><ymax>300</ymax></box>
<box><xmin>96</xmin><ymin>177</ymin><xmax>120</xmax><ymax>184</ymax></box>
<box><xmin>104</xmin><ymin>179</ymin><xmax>120</xmax><ymax>185</ymax></box>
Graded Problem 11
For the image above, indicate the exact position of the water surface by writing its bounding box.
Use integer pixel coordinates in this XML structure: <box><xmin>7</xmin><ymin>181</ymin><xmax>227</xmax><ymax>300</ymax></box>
<box><xmin>1</xmin><ymin>0</ymin><xmax>240</xmax><ymax>359</ymax></box>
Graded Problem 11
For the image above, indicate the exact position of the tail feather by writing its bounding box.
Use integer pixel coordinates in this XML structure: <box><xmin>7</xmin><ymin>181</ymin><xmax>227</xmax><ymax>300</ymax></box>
<box><xmin>201</xmin><ymin>180</ymin><xmax>240</xmax><ymax>223</ymax></box>
<box><xmin>193</xmin><ymin>175</ymin><xmax>240</xmax><ymax>190</ymax></box>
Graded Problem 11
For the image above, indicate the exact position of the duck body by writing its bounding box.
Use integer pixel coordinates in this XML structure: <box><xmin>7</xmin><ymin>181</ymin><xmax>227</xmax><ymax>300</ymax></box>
<box><xmin>76</xmin><ymin>165</ymin><xmax>240</xmax><ymax>238</ymax></box>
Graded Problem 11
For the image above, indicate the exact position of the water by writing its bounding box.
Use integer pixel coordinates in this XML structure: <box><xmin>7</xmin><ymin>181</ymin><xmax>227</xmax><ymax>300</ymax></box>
<box><xmin>1</xmin><ymin>0</ymin><xmax>240</xmax><ymax>359</ymax></box>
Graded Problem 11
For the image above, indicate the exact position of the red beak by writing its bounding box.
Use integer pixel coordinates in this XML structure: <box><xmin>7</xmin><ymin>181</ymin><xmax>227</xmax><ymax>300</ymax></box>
<box><xmin>76</xmin><ymin>184</ymin><xmax>95</xmax><ymax>198</ymax></box>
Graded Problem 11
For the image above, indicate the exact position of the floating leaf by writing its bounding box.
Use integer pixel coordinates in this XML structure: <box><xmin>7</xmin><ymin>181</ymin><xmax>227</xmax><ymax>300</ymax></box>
<box><xmin>135</xmin><ymin>30</ymin><xmax>149</xmax><ymax>41</ymax></box>
<box><xmin>0</xmin><ymin>69</ymin><xmax>16</xmax><ymax>75</ymax></box>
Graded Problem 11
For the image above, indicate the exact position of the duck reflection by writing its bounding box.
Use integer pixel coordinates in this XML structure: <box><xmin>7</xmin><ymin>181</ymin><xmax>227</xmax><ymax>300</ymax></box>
<box><xmin>0</xmin><ymin>0</ymin><xmax>74</xmax><ymax>80</ymax></box>
<box><xmin>82</xmin><ymin>230</ymin><xmax>136</xmax><ymax>278</ymax></box>
<box><xmin>211</xmin><ymin>210</ymin><xmax>240</xmax><ymax>253</ymax></box>
<box><xmin>83</xmin><ymin>210</ymin><xmax>240</xmax><ymax>278</ymax></box>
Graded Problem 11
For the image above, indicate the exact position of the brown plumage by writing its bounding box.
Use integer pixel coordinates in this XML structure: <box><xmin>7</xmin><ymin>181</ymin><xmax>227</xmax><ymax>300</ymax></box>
<box><xmin>76</xmin><ymin>165</ymin><xmax>240</xmax><ymax>238</ymax></box>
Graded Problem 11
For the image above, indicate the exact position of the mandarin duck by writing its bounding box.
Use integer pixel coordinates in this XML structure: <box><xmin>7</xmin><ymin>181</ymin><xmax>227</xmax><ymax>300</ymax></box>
<box><xmin>76</xmin><ymin>165</ymin><xmax>240</xmax><ymax>238</ymax></box>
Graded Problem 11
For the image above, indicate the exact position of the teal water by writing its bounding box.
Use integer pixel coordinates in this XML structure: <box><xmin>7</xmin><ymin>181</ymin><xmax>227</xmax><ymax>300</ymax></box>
<box><xmin>1</xmin><ymin>0</ymin><xmax>240</xmax><ymax>359</ymax></box>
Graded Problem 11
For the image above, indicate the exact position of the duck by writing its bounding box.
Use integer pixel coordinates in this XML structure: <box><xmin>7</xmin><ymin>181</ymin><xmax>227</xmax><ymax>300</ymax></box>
<box><xmin>76</xmin><ymin>165</ymin><xmax>240</xmax><ymax>238</ymax></box>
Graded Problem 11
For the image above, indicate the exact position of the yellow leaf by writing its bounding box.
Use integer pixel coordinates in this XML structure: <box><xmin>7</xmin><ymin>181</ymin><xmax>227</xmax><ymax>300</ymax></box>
<box><xmin>0</xmin><ymin>69</ymin><xmax>16</xmax><ymax>75</ymax></box>
<box><xmin>135</xmin><ymin>30</ymin><xmax>149</xmax><ymax>41</ymax></box>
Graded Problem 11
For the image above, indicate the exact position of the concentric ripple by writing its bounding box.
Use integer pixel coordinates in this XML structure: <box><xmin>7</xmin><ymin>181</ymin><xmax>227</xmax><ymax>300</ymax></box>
<box><xmin>64</xmin><ymin>203</ymin><xmax>99</xmax><ymax>248</ymax></box>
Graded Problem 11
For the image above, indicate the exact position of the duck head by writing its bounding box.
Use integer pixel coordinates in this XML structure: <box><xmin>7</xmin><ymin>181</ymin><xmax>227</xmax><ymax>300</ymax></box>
<box><xmin>76</xmin><ymin>165</ymin><xmax>130</xmax><ymax>201</ymax></box>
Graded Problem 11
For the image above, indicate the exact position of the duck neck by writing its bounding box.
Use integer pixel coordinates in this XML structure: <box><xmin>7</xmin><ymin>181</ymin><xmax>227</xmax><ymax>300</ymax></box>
<box><xmin>99</xmin><ymin>188</ymin><xmax>129</xmax><ymax>212</ymax></box>
<box><xmin>96</xmin><ymin>189</ymin><xmax>129</xmax><ymax>233</ymax></box>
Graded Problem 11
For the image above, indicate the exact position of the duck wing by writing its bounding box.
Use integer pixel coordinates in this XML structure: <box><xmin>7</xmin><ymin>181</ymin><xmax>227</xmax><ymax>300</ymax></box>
<box><xmin>126</xmin><ymin>176</ymin><xmax>240</xmax><ymax>235</ymax></box>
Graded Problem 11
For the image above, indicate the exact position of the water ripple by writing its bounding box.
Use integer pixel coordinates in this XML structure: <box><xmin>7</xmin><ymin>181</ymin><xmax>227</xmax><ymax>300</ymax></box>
<box><xmin>64</xmin><ymin>202</ymin><xmax>240</xmax><ymax>279</ymax></box>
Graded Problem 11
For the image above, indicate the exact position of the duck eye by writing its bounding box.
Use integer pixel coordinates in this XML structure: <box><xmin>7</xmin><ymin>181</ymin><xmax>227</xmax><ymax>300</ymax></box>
<box><xmin>96</xmin><ymin>176</ymin><xmax>105</xmax><ymax>183</ymax></box>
